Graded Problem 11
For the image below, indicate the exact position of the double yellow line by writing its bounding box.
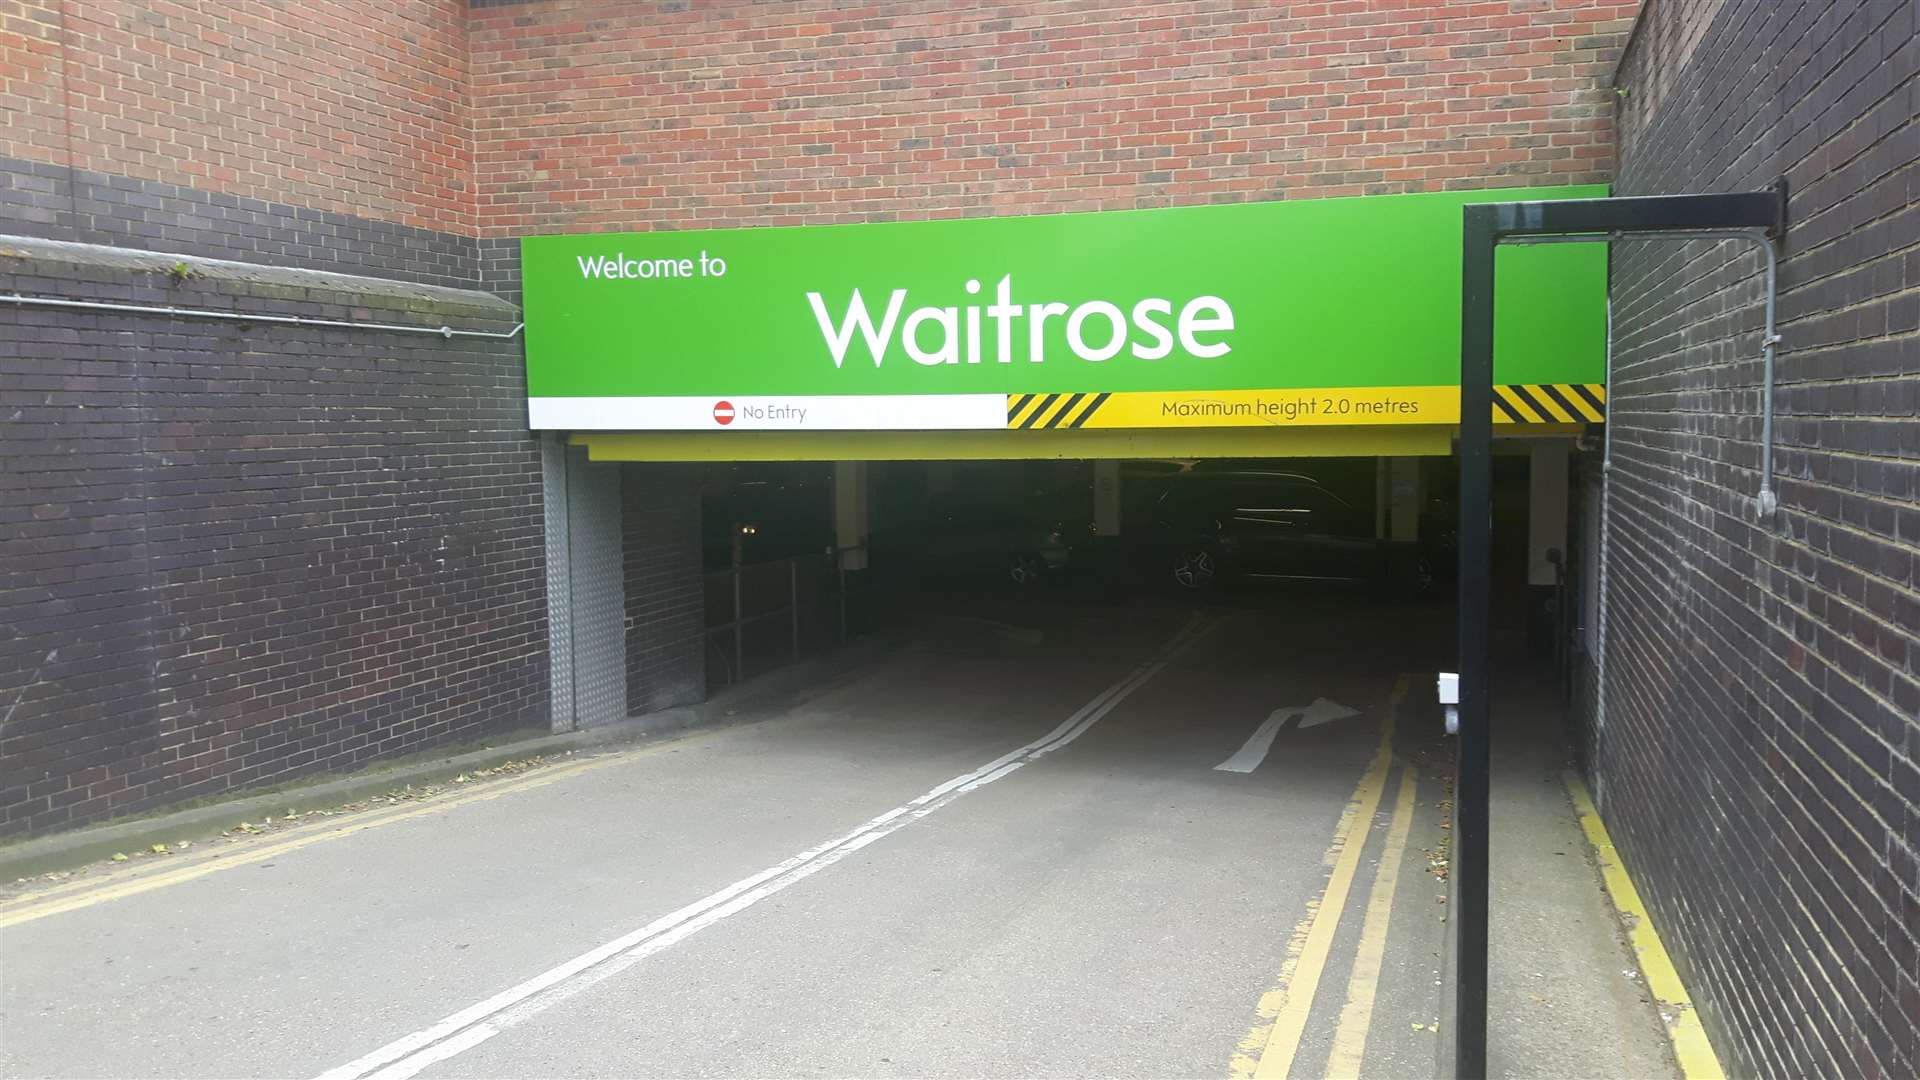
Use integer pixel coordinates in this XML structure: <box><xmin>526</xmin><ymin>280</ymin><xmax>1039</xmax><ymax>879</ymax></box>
<box><xmin>1231</xmin><ymin>674</ymin><xmax>1419</xmax><ymax>1080</ymax></box>
<box><xmin>1231</xmin><ymin>677</ymin><xmax>1723</xmax><ymax>1080</ymax></box>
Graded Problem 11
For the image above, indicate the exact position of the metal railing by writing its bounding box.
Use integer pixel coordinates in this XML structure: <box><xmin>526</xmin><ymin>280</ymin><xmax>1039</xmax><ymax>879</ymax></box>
<box><xmin>700</xmin><ymin>545</ymin><xmax>886</xmax><ymax>691</ymax></box>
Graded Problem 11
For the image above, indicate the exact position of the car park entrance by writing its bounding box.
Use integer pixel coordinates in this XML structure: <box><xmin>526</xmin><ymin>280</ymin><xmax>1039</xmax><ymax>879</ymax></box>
<box><xmin>531</xmin><ymin>183</ymin><xmax>1610</xmax><ymax>735</ymax></box>
<box><xmin>526</xmin><ymin>184</ymin><xmax>1617</xmax><ymax>1075</ymax></box>
<box><xmin>556</xmin><ymin>438</ymin><xmax>1567</xmax><ymax>714</ymax></box>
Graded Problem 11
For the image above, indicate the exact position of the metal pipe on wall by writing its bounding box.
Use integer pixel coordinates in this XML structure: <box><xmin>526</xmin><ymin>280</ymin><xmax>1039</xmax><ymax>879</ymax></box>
<box><xmin>1595</xmin><ymin>295</ymin><xmax>1615</xmax><ymax>789</ymax></box>
<box><xmin>2</xmin><ymin>293</ymin><xmax>526</xmax><ymax>340</ymax></box>
<box><xmin>1501</xmin><ymin>228</ymin><xmax>1782</xmax><ymax>521</ymax></box>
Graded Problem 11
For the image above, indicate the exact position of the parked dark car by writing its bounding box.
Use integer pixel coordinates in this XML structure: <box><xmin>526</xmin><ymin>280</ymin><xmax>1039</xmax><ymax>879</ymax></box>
<box><xmin>1130</xmin><ymin>470</ymin><xmax>1433</xmax><ymax>595</ymax></box>
<box><xmin>876</xmin><ymin>499</ymin><xmax>1089</xmax><ymax>586</ymax></box>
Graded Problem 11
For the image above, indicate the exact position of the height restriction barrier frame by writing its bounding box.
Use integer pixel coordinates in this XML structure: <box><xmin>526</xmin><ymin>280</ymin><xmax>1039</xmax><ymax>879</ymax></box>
<box><xmin>1454</xmin><ymin>185</ymin><xmax>1787</xmax><ymax>1080</ymax></box>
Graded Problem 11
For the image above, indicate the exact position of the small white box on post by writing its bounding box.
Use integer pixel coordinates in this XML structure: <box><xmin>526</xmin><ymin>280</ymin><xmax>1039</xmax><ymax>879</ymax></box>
<box><xmin>1437</xmin><ymin>671</ymin><xmax>1460</xmax><ymax>735</ymax></box>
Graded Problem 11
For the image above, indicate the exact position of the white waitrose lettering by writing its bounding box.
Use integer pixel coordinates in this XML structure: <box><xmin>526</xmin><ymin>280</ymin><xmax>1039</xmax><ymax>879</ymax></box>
<box><xmin>807</xmin><ymin>288</ymin><xmax>907</xmax><ymax>369</ymax></box>
<box><xmin>805</xmin><ymin>275</ymin><xmax>1234</xmax><ymax>368</ymax></box>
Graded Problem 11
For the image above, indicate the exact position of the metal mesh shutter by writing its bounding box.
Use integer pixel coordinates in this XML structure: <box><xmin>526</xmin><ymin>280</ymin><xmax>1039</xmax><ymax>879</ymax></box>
<box><xmin>565</xmin><ymin>445</ymin><xmax>628</xmax><ymax>727</ymax></box>
<box><xmin>543</xmin><ymin>440</ymin><xmax>629</xmax><ymax>731</ymax></box>
<box><xmin>541</xmin><ymin>437</ymin><xmax>574</xmax><ymax>732</ymax></box>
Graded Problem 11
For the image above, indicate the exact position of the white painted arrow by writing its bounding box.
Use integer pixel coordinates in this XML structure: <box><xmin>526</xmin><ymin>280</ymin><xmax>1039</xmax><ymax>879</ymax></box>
<box><xmin>1294</xmin><ymin>696</ymin><xmax>1360</xmax><ymax>730</ymax></box>
<box><xmin>1214</xmin><ymin>697</ymin><xmax>1361</xmax><ymax>773</ymax></box>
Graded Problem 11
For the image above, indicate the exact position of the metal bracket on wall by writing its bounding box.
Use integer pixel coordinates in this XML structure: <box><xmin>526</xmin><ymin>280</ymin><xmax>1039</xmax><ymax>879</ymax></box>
<box><xmin>1</xmin><ymin>293</ymin><xmax>525</xmax><ymax>340</ymax></box>
<box><xmin>1502</xmin><ymin>188</ymin><xmax>1787</xmax><ymax>524</ymax></box>
<box><xmin>1452</xmin><ymin>182</ymin><xmax>1787</xmax><ymax>1080</ymax></box>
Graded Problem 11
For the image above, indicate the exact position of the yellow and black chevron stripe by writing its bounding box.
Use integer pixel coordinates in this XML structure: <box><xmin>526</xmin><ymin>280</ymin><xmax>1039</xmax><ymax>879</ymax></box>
<box><xmin>1494</xmin><ymin>383</ymin><xmax>1606</xmax><ymax>424</ymax></box>
<box><xmin>1006</xmin><ymin>392</ymin><xmax>1112</xmax><ymax>429</ymax></box>
<box><xmin>1005</xmin><ymin>385</ymin><xmax>1603</xmax><ymax>428</ymax></box>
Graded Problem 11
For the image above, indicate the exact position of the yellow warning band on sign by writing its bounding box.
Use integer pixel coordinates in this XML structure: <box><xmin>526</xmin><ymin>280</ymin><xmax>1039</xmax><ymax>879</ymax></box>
<box><xmin>1004</xmin><ymin>385</ymin><xmax>1604</xmax><ymax>429</ymax></box>
<box><xmin>1493</xmin><ymin>382</ymin><xmax>1608</xmax><ymax>423</ymax></box>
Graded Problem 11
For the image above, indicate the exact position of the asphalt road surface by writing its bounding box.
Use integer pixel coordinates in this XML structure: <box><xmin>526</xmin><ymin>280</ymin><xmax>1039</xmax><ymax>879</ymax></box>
<box><xmin>2</xmin><ymin>597</ymin><xmax>1508</xmax><ymax>1078</ymax></box>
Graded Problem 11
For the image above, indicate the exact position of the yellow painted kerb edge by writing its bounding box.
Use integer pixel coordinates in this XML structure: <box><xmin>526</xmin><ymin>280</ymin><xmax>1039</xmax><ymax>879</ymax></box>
<box><xmin>1564</xmin><ymin>771</ymin><xmax>1726</xmax><ymax>1080</ymax></box>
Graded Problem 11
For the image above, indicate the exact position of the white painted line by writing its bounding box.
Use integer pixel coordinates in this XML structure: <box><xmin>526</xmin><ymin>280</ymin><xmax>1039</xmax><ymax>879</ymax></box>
<box><xmin>1216</xmin><ymin>713</ymin><xmax>1288</xmax><ymax>774</ymax></box>
<box><xmin>314</xmin><ymin>614</ymin><xmax>1215</xmax><ymax>1080</ymax></box>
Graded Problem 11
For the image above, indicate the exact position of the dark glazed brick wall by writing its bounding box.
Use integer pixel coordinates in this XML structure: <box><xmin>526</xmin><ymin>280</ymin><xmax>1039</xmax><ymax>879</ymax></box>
<box><xmin>0</xmin><ymin>238</ymin><xmax>548</xmax><ymax>837</ymax></box>
<box><xmin>1590</xmin><ymin>2</ymin><xmax>1919</xmax><ymax>1078</ymax></box>
<box><xmin>1</xmin><ymin>156</ymin><xmax>480</xmax><ymax>289</ymax></box>
<box><xmin>621</xmin><ymin>465</ymin><xmax>705</xmax><ymax>716</ymax></box>
<box><xmin>477</xmin><ymin>236</ymin><xmax>523</xmax><ymax>304</ymax></box>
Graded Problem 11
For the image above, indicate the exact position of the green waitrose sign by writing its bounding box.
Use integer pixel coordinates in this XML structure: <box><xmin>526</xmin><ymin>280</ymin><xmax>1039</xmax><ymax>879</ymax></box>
<box><xmin>522</xmin><ymin>185</ymin><xmax>1606</xmax><ymax>431</ymax></box>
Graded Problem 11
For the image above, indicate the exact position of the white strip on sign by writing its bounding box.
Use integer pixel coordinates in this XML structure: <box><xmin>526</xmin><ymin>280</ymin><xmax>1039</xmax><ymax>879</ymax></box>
<box><xmin>527</xmin><ymin>394</ymin><xmax>1005</xmax><ymax>431</ymax></box>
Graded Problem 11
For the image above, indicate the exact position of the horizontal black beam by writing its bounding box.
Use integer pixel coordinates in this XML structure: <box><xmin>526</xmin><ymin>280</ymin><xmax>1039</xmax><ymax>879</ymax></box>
<box><xmin>1466</xmin><ymin>184</ymin><xmax>1787</xmax><ymax>241</ymax></box>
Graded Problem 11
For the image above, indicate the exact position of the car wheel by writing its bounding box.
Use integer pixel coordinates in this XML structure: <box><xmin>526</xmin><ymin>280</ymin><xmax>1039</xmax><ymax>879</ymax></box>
<box><xmin>1009</xmin><ymin>552</ymin><xmax>1046</xmax><ymax>586</ymax></box>
<box><xmin>1395</xmin><ymin>553</ymin><xmax>1435</xmax><ymax>598</ymax></box>
<box><xmin>1172</xmin><ymin>548</ymin><xmax>1217</xmax><ymax>590</ymax></box>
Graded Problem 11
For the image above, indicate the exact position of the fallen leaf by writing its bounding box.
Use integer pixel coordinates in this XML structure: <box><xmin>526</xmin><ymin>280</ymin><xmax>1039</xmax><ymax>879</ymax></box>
<box><xmin>111</xmin><ymin>853</ymin><xmax>129</xmax><ymax>862</ymax></box>
<box><xmin>149</xmin><ymin>843</ymin><xmax>168</xmax><ymax>854</ymax></box>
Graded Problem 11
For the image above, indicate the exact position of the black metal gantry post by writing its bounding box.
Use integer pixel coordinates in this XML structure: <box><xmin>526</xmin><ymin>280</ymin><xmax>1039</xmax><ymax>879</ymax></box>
<box><xmin>1454</xmin><ymin>187</ymin><xmax>1785</xmax><ymax>1080</ymax></box>
<box><xmin>1456</xmin><ymin>203</ymin><xmax>1498</xmax><ymax>1080</ymax></box>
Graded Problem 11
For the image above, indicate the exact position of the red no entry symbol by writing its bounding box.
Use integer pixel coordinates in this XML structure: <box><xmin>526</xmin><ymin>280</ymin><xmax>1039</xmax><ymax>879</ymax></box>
<box><xmin>712</xmin><ymin>401</ymin><xmax>735</xmax><ymax>426</ymax></box>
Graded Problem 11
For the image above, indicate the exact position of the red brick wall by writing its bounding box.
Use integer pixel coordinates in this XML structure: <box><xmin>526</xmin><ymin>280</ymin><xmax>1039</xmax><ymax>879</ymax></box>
<box><xmin>3</xmin><ymin>1</ymin><xmax>1645</xmax><ymax>247</ymax></box>
<box><xmin>467</xmin><ymin>0</ymin><xmax>1640</xmax><ymax>237</ymax></box>
<box><xmin>0</xmin><ymin>0</ymin><xmax>473</xmax><ymax>234</ymax></box>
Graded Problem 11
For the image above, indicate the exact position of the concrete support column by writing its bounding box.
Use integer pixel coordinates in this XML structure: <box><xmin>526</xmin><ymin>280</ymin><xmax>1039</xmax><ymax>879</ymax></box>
<box><xmin>1528</xmin><ymin>441</ymin><xmax>1570</xmax><ymax>586</ymax></box>
<box><xmin>1374</xmin><ymin>458</ymin><xmax>1389</xmax><ymax>539</ymax></box>
<box><xmin>1528</xmin><ymin>440</ymin><xmax>1571</xmax><ymax>660</ymax></box>
<box><xmin>836</xmin><ymin>461</ymin><xmax>870</xmax><ymax>570</ymax></box>
<box><xmin>1388</xmin><ymin>457</ymin><xmax>1424</xmax><ymax>542</ymax></box>
<box><xmin>1094</xmin><ymin>460</ymin><xmax>1122</xmax><ymax>537</ymax></box>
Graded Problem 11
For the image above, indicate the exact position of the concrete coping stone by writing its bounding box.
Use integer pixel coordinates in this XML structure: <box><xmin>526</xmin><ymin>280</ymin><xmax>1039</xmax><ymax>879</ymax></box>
<box><xmin>0</xmin><ymin>232</ymin><xmax>518</xmax><ymax>322</ymax></box>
